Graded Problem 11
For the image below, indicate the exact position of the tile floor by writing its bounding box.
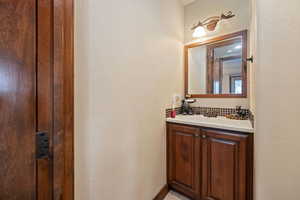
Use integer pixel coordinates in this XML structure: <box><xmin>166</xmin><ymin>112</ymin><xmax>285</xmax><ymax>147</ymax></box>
<box><xmin>164</xmin><ymin>191</ymin><xmax>190</xmax><ymax>200</ymax></box>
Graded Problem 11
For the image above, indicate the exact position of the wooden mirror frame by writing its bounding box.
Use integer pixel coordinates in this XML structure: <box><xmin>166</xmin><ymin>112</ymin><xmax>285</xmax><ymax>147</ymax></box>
<box><xmin>184</xmin><ymin>30</ymin><xmax>248</xmax><ymax>98</ymax></box>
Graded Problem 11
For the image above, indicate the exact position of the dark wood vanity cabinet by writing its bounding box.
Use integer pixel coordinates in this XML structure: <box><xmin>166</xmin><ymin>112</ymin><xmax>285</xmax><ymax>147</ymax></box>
<box><xmin>167</xmin><ymin>123</ymin><xmax>253</xmax><ymax>200</ymax></box>
<box><xmin>167</xmin><ymin>124</ymin><xmax>201</xmax><ymax>199</ymax></box>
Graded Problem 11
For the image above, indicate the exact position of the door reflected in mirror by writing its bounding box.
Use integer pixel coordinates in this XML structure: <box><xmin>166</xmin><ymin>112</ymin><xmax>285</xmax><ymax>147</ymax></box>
<box><xmin>186</xmin><ymin>30</ymin><xmax>247</xmax><ymax>98</ymax></box>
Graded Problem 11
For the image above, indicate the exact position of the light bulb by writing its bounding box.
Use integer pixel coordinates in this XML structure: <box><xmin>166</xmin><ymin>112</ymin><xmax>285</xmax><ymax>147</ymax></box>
<box><xmin>193</xmin><ymin>26</ymin><xmax>206</xmax><ymax>38</ymax></box>
<box><xmin>235</xmin><ymin>44</ymin><xmax>242</xmax><ymax>49</ymax></box>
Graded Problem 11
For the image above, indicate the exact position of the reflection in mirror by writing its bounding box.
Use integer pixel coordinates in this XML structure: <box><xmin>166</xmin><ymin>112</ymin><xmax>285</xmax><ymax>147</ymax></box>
<box><xmin>188</xmin><ymin>46</ymin><xmax>207</xmax><ymax>94</ymax></box>
<box><xmin>186</xmin><ymin>31</ymin><xmax>247</xmax><ymax>98</ymax></box>
<box><xmin>208</xmin><ymin>38</ymin><xmax>243</xmax><ymax>94</ymax></box>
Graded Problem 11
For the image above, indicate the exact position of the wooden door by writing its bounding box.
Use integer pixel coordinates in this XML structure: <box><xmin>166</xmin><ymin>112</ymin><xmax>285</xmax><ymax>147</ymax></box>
<box><xmin>201</xmin><ymin>129</ymin><xmax>249</xmax><ymax>200</ymax></box>
<box><xmin>0</xmin><ymin>0</ymin><xmax>74</xmax><ymax>199</ymax></box>
<box><xmin>167</xmin><ymin>123</ymin><xmax>201</xmax><ymax>199</ymax></box>
<box><xmin>0</xmin><ymin>1</ymin><xmax>37</xmax><ymax>199</ymax></box>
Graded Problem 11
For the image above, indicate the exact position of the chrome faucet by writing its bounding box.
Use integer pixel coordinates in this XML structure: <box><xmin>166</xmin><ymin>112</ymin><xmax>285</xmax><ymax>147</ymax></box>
<box><xmin>181</xmin><ymin>99</ymin><xmax>196</xmax><ymax>115</ymax></box>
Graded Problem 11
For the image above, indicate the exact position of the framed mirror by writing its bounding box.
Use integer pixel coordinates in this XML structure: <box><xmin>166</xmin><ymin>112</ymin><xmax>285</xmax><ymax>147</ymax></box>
<box><xmin>185</xmin><ymin>30</ymin><xmax>248</xmax><ymax>98</ymax></box>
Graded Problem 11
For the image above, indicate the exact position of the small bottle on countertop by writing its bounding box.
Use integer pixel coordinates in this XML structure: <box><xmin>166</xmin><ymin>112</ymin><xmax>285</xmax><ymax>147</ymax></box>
<box><xmin>171</xmin><ymin>97</ymin><xmax>176</xmax><ymax>118</ymax></box>
<box><xmin>171</xmin><ymin>105</ymin><xmax>176</xmax><ymax>118</ymax></box>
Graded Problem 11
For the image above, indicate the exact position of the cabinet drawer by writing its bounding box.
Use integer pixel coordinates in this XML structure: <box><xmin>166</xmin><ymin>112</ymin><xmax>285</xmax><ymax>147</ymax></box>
<box><xmin>167</xmin><ymin>123</ymin><xmax>199</xmax><ymax>136</ymax></box>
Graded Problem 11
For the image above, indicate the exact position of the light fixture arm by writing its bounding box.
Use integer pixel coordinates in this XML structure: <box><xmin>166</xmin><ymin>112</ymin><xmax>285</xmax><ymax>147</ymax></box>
<box><xmin>201</xmin><ymin>16</ymin><xmax>221</xmax><ymax>26</ymax></box>
<box><xmin>191</xmin><ymin>11</ymin><xmax>235</xmax><ymax>31</ymax></box>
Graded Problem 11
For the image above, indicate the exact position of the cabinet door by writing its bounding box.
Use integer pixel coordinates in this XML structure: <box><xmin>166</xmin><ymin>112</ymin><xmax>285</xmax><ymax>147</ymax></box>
<box><xmin>167</xmin><ymin>123</ymin><xmax>201</xmax><ymax>199</ymax></box>
<box><xmin>201</xmin><ymin>129</ymin><xmax>249</xmax><ymax>200</ymax></box>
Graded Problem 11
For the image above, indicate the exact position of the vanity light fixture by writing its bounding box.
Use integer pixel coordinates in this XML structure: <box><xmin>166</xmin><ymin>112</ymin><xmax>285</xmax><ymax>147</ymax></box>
<box><xmin>193</xmin><ymin>26</ymin><xmax>206</xmax><ymax>38</ymax></box>
<box><xmin>191</xmin><ymin>11</ymin><xmax>235</xmax><ymax>38</ymax></box>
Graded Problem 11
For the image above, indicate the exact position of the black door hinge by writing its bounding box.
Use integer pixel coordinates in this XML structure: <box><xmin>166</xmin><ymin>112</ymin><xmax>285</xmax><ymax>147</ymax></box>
<box><xmin>246</xmin><ymin>56</ymin><xmax>254</xmax><ymax>63</ymax></box>
<box><xmin>36</xmin><ymin>132</ymin><xmax>49</xmax><ymax>159</ymax></box>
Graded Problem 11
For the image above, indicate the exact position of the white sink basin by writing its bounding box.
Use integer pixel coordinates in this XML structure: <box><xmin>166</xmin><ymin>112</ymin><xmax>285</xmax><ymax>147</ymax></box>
<box><xmin>166</xmin><ymin>114</ymin><xmax>254</xmax><ymax>133</ymax></box>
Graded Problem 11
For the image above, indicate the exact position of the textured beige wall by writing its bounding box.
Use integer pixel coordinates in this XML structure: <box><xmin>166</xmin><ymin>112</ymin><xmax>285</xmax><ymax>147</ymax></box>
<box><xmin>185</xmin><ymin>0</ymin><xmax>251</xmax><ymax>108</ymax></box>
<box><xmin>249</xmin><ymin>0</ymin><xmax>257</xmax><ymax>114</ymax></box>
<box><xmin>75</xmin><ymin>0</ymin><xmax>184</xmax><ymax>199</ymax></box>
<box><xmin>255</xmin><ymin>0</ymin><xmax>300</xmax><ymax>199</ymax></box>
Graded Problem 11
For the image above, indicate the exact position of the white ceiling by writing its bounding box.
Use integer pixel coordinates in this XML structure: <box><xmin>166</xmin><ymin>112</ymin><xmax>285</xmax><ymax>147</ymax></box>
<box><xmin>181</xmin><ymin>0</ymin><xmax>196</xmax><ymax>6</ymax></box>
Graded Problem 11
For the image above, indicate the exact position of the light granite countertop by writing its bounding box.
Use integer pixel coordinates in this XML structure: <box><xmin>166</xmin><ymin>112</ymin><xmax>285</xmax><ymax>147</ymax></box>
<box><xmin>166</xmin><ymin>114</ymin><xmax>254</xmax><ymax>133</ymax></box>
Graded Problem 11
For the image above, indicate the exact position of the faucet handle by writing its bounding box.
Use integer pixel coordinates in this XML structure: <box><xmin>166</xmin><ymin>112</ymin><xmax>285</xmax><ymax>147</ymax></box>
<box><xmin>185</xmin><ymin>99</ymin><xmax>196</xmax><ymax>103</ymax></box>
<box><xmin>236</xmin><ymin>105</ymin><xmax>242</xmax><ymax>110</ymax></box>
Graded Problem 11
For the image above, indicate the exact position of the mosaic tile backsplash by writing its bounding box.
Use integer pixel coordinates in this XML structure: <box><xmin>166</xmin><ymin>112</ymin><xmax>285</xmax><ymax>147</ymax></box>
<box><xmin>166</xmin><ymin>107</ymin><xmax>255</xmax><ymax>128</ymax></box>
